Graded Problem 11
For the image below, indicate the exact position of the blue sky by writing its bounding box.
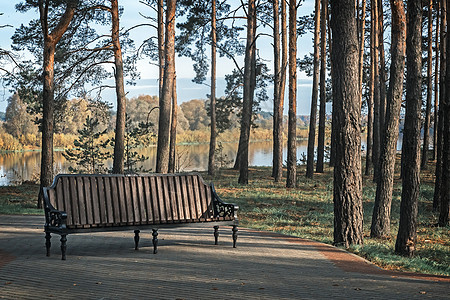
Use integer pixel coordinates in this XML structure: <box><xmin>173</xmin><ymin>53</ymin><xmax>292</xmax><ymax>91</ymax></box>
<box><xmin>0</xmin><ymin>1</ymin><xmax>317</xmax><ymax>115</ymax></box>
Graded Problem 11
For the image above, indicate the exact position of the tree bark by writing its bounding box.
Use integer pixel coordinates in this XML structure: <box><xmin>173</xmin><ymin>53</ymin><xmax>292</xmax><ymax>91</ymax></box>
<box><xmin>112</xmin><ymin>0</ymin><xmax>126</xmax><ymax>175</ymax></box>
<box><xmin>365</xmin><ymin>0</ymin><xmax>374</xmax><ymax>176</ymax></box>
<box><xmin>330</xmin><ymin>0</ymin><xmax>364</xmax><ymax>247</ymax></box>
<box><xmin>272</xmin><ymin>0</ymin><xmax>285</xmax><ymax>182</ymax></box>
<box><xmin>372</xmin><ymin>0</ymin><xmax>381</xmax><ymax>182</ymax></box>
<box><xmin>438</xmin><ymin>0</ymin><xmax>450</xmax><ymax>227</ymax></box>
<box><xmin>433</xmin><ymin>0</ymin><xmax>440</xmax><ymax>161</ymax></box>
<box><xmin>208</xmin><ymin>0</ymin><xmax>217</xmax><ymax>176</ymax></box>
<box><xmin>434</xmin><ymin>0</ymin><xmax>446</xmax><ymax>212</ymax></box>
<box><xmin>286</xmin><ymin>0</ymin><xmax>297</xmax><ymax>188</ymax></box>
<box><xmin>38</xmin><ymin>0</ymin><xmax>77</xmax><ymax>209</ymax></box>
<box><xmin>378</xmin><ymin>0</ymin><xmax>387</xmax><ymax>140</ymax></box>
<box><xmin>307</xmin><ymin>0</ymin><xmax>321</xmax><ymax>179</ymax></box>
<box><xmin>422</xmin><ymin>0</ymin><xmax>433</xmax><ymax>169</ymax></box>
<box><xmin>168</xmin><ymin>73</ymin><xmax>177</xmax><ymax>173</ymax></box>
<box><xmin>238</xmin><ymin>0</ymin><xmax>256</xmax><ymax>184</ymax></box>
<box><xmin>395</xmin><ymin>0</ymin><xmax>422</xmax><ymax>257</ymax></box>
<box><xmin>317</xmin><ymin>0</ymin><xmax>327</xmax><ymax>173</ymax></box>
<box><xmin>358</xmin><ymin>0</ymin><xmax>366</xmax><ymax>103</ymax></box>
<box><xmin>370</xmin><ymin>0</ymin><xmax>406</xmax><ymax>239</ymax></box>
<box><xmin>156</xmin><ymin>0</ymin><xmax>176</xmax><ymax>173</ymax></box>
<box><xmin>158</xmin><ymin>0</ymin><xmax>164</xmax><ymax>99</ymax></box>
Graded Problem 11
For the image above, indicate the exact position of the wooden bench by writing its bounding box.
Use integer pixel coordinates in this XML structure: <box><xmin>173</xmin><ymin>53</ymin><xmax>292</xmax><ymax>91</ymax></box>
<box><xmin>43</xmin><ymin>173</ymin><xmax>238</xmax><ymax>260</ymax></box>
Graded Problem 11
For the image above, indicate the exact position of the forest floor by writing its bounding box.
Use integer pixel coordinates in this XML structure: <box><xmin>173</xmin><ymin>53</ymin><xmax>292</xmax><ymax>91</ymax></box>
<box><xmin>0</xmin><ymin>161</ymin><xmax>448</xmax><ymax>276</ymax></box>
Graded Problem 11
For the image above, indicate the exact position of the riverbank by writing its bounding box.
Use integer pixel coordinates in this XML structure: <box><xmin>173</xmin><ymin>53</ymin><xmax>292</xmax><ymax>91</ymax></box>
<box><xmin>0</xmin><ymin>164</ymin><xmax>447</xmax><ymax>276</ymax></box>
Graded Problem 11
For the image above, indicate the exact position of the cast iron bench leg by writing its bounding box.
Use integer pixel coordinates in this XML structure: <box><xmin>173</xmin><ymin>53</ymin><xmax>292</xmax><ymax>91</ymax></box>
<box><xmin>152</xmin><ymin>229</ymin><xmax>158</xmax><ymax>254</ymax></box>
<box><xmin>232</xmin><ymin>226</ymin><xmax>238</xmax><ymax>248</ymax></box>
<box><xmin>214</xmin><ymin>226</ymin><xmax>219</xmax><ymax>245</ymax></box>
<box><xmin>134</xmin><ymin>230</ymin><xmax>140</xmax><ymax>250</ymax></box>
<box><xmin>60</xmin><ymin>234</ymin><xmax>67</xmax><ymax>260</ymax></box>
<box><xmin>45</xmin><ymin>232</ymin><xmax>51</xmax><ymax>256</ymax></box>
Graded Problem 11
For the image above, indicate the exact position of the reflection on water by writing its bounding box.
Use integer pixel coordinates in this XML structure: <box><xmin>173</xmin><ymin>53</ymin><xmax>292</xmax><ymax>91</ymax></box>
<box><xmin>0</xmin><ymin>136</ymin><xmax>402</xmax><ymax>186</ymax></box>
<box><xmin>0</xmin><ymin>141</ymin><xmax>309</xmax><ymax>186</ymax></box>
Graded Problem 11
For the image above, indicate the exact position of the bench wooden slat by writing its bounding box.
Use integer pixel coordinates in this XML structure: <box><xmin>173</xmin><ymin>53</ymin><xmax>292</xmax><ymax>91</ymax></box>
<box><xmin>68</xmin><ymin>176</ymin><xmax>80</xmax><ymax>226</ymax></box>
<box><xmin>149</xmin><ymin>176</ymin><xmax>159</xmax><ymax>223</ymax></box>
<box><xmin>199</xmin><ymin>180</ymin><xmax>209</xmax><ymax>219</ymax></box>
<box><xmin>89</xmin><ymin>177</ymin><xmax>101</xmax><ymax>225</ymax></box>
<box><xmin>115</xmin><ymin>176</ymin><xmax>127</xmax><ymax>223</ymax></box>
<box><xmin>206</xmin><ymin>185</ymin><xmax>214</xmax><ymax>219</ymax></box>
<box><xmin>180</xmin><ymin>176</ymin><xmax>190</xmax><ymax>220</ymax></box>
<box><xmin>129</xmin><ymin>177</ymin><xmax>139</xmax><ymax>223</ymax></box>
<box><xmin>123</xmin><ymin>177</ymin><xmax>134</xmax><ymax>224</ymax></box>
<box><xmin>186</xmin><ymin>175</ymin><xmax>197</xmax><ymax>220</ymax></box>
<box><xmin>76</xmin><ymin>177</ymin><xmax>88</xmax><ymax>225</ymax></box>
<box><xmin>174</xmin><ymin>176</ymin><xmax>185</xmax><ymax>221</ymax></box>
<box><xmin>96</xmin><ymin>176</ymin><xmax>108</xmax><ymax>224</ymax></box>
<box><xmin>192</xmin><ymin>175</ymin><xmax>202</xmax><ymax>220</ymax></box>
<box><xmin>62</xmin><ymin>177</ymin><xmax>71</xmax><ymax>225</ymax></box>
<box><xmin>156</xmin><ymin>176</ymin><xmax>167</xmax><ymax>223</ymax></box>
<box><xmin>136</xmin><ymin>177</ymin><xmax>147</xmax><ymax>223</ymax></box>
<box><xmin>55</xmin><ymin>177</ymin><xmax>64</xmax><ymax>212</ymax></box>
<box><xmin>103</xmin><ymin>176</ymin><xmax>115</xmax><ymax>224</ymax></box>
<box><xmin>168</xmin><ymin>176</ymin><xmax>179</xmax><ymax>222</ymax></box>
<box><xmin>109</xmin><ymin>177</ymin><xmax>121</xmax><ymax>224</ymax></box>
<box><xmin>142</xmin><ymin>177</ymin><xmax>153</xmax><ymax>223</ymax></box>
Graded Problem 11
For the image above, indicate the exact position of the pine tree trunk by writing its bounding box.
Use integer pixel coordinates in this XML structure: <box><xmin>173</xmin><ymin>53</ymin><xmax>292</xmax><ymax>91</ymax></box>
<box><xmin>370</xmin><ymin>0</ymin><xmax>406</xmax><ymax>239</ymax></box>
<box><xmin>156</xmin><ymin>0</ymin><xmax>176</xmax><ymax>173</ymax></box>
<box><xmin>238</xmin><ymin>0</ymin><xmax>256</xmax><ymax>184</ymax></box>
<box><xmin>286</xmin><ymin>0</ymin><xmax>297</xmax><ymax>188</ymax></box>
<box><xmin>433</xmin><ymin>0</ymin><xmax>440</xmax><ymax>161</ymax></box>
<box><xmin>158</xmin><ymin>0</ymin><xmax>164</xmax><ymax>98</ymax></box>
<box><xmin>372</xmin><ymin>0</ymin><xmax>381</xmax><ymax>182</ymax></box>
<box><xmin>422</xmin><ymin>0</ymin><xmax>433</xmax><ymax>169</ymax></box>
<box><xmin>38</xmin><ymin>0</ymin><xmax>77</xmax><ymax>209</ymax></box>
<box><xmin>272</xmin><ymin>0</ymin><xmax>282</xmax><ymax>181</ymax></box>
<box><xmin>378</xmin><ymin>0</ymin><xmax>387</xmax><ymax>139</ymax></box>
<box><xmin>365</xmin><ymin>1</ymin><xmax>374</xmax><ymax>176</ymax></box>
<box><xmin>358</xmin><ymin>0</ymin><xmax>366</xmax><ymax>103</ymax></box>
<box><xmin>395</xmin><ymin>0</ymin><xmax>422</xmax><ymax>257</ymax></box>
<box><xmin>438</xmin><ymin>1</ymin><xmax>450</xmax><ymax>226</ymax></box>
<box><xmin>307</xmin><ymin>0</ymin><xmax>321</xmax><ymax>179</ymax></box>
<box><xmin>330</xmin><ymin>0</ymin><xmax>364</xmax><ymax>248</ymax></box>
<box><xmin>434</xmin><ymin>0</ymin><xmax>446</xmax><ymax>212</ymax></box>
<box><xmin>316</xmin><ymin>0</ymin><xmax>327</xmax><ymax>173</ymax></box>
<box><xmin>112</xmin><ymin>0</ymin><xmax>126</xmax><ymax>175</ymax></box>
<box><xmin>208</xmin><ymin>0</ymin><xmax>217</xmax><ymax>176</ymax></box>
<box><xmin>168</xmin><ymin>73</ymin><xmax>177</xmax><ymax>173</ymax></box>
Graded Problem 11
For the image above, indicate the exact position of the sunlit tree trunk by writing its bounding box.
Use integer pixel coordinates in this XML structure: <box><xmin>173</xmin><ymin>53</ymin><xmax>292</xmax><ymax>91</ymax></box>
<box><xmin>330</xmin><ymin>0</ymin><xmax>364</xmax><ymax>247</ymax></box>
<box><xmin>358</xmin><ymin>0</ymin><xmax>366</xmax><ymax>103</ymax></box>
<box><xmin>272</xmin><ymin>0</ymin><xmax>284</xmax><ymax>181</ymax></box>
<box><xmin>395</xmin><ymin>0</ymin><xmax>422</xmax><ymax>257</ymax></box>
<box><xmin>378</xmin><ymin>0</ymin><xmax>387</xmax><ymax>139</ymax></box>
<box><xmin>156</xmin><ymin>0</ymin><xmax>176</xmax><ymax>173</ymax></box>
<box><xmin>112</xmin><ymin>0</ymin><xmax>127</xmax><ymax>174</ymax></box>
<box><xmin>38</xmin><ymin>0</ymin><xmax>77</xmax><ymax>209</ymax></box>
<box><xmin>433</xmin><ymin>0</ymin><xmax>440</xmax><ymax>161</ymax></box>
<box><xmin>434</xmin><ymin>0</ymin><xmax>446</xmax><ymax>212</ymax></box>
<box><xmin>208</xmin><ymin>0</ymin><xmax>217</xmax><ymax>176</ymax></box>
<box><xmin>307</xmin><ymin>0</ymin><xmax>321</xmax><ymax>179</ymax></box>
<box><xmin>168</xmin><ymin>73</ymin><xmax>177</xmax><ymax>173</ymax></box>
<box><xmin>371</xmin><ymin>0</ymin><xmax>406</xmax><ymax>238</ymax></box>
<box><xmin>238</xmin><ymin>0</ymin><xmax>256</xmax><ymax>184</ymax></box>
<box><xmin>372</xmin><ymin>0</ymin><xmax>381</xmax><ymax>182</ymax></box>
<box><xmin>422</xmin><ymin>0</ymin><xmax>433</xmax><ymax>169</ymax></box>
<box><xmin>317</xmin><ymin>0</ymin><xmax>327</xmax><ymax>173</ymax></box>
<box><xmin>438</xmin><ymin>0</ymin><xmax>450</xmax><ymax>227</ymax></box>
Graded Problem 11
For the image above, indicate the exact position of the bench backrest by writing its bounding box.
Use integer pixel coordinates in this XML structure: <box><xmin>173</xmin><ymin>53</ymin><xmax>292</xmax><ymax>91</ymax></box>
<box><xmin>44</xmin><ymin>174</ymin><xmax>219</xmax><ymax>228</ymax></box>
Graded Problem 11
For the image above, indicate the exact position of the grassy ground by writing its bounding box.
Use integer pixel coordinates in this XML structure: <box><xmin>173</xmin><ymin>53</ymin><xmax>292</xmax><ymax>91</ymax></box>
<box><xmin>1</xmin><ymin>165</ymin><xmax>448</xmax><ymax>276</ymax></box>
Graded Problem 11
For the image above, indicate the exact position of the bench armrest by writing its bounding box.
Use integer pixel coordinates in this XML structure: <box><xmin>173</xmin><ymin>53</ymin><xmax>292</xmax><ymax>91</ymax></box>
<box><xmin>211</xmin><ymin>183</ymin><xmax>239</xmax><ymax>219</ymax></box>
<box><xmin>45</xmin><ymin>209</ymin><xmax>68</xmax><ymax>230</ymax></box>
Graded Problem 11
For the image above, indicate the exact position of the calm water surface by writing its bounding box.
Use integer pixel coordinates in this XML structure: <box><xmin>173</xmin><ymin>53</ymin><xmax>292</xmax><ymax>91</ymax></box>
<box><xmin>0</xmin><ymin>136</ymin><xmax>401</xmax><ymax>186</ymax></box>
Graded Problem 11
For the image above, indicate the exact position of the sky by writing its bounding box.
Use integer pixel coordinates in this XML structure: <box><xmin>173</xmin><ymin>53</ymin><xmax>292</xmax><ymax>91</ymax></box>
<box><xmin>0</xmin><ymin>1</ymin><xmax>318</xmax><ymax>115</ymax></box>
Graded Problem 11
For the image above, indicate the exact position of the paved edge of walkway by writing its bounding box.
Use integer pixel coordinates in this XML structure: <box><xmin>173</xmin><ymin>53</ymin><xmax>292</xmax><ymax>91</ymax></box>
<box><xmin>246</xmin><ymin>229</ymin><xmax>450</xmax><ymax>283</ymax></box>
